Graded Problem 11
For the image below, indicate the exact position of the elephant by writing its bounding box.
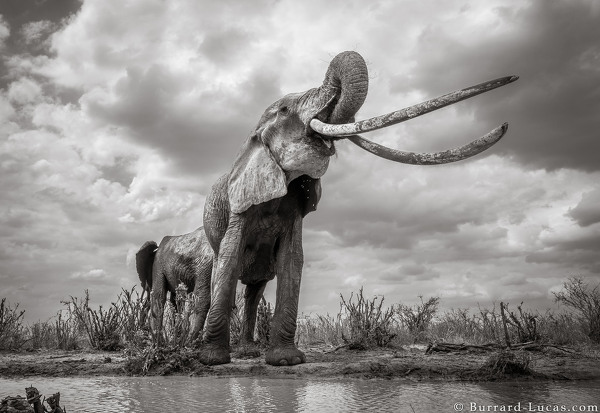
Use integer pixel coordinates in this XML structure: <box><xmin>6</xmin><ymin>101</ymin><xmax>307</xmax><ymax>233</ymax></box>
<box><xmin>194</xmin><ymin>51</ymin><xmax>517</xmax><ymax>366</ymax></box>
<box><xmin>136</xmin><ymin>226</ymin><xmax>213</xmax><ymax>343</ymax></box>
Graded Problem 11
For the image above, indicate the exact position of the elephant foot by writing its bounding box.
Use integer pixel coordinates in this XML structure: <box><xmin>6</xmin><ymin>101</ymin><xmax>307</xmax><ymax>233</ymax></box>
<box><xmin>234</xmin><ymin>341</ymin><xmax>262</xmax><ymax>359</ymax></box>
<box><xmin>197</xmin><ymin>344</ymin><xmax>231</xmax><ymax>365</ymax></box>
<box><xmin>265</xmin><ymin>346</ymin><xmax>306</xmax><ymax>366</ymax></box>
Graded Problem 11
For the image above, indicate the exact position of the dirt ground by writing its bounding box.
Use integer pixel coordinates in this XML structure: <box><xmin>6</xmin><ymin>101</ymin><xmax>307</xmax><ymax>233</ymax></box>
<box><xmin>1</xmin><ymin>344</ymin><xmax>599</xmax><ymax>381</ymax></box>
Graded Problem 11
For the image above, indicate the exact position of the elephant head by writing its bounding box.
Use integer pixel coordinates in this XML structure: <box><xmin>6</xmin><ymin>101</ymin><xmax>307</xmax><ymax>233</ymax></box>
<box><xmin>227</xmin><ymin>51</ymin><xmax>369</xmax><ymax>214</ymax></box>
<box><xmin>227</xmin><ymin>51</ymin><xmax>517</xmax><ymax>215</ymax></box>
<box><xmin>200</xmin><ymin>51</ymin><xmax>518</xmax><ymax>366</ymax></box>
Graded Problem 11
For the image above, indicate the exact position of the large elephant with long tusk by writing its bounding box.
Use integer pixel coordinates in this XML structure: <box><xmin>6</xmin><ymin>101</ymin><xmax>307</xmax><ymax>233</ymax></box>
<box><xmin>199</xmin><ymin>51</ymin><xmax>518</xmax><ymax>366</ymax></box>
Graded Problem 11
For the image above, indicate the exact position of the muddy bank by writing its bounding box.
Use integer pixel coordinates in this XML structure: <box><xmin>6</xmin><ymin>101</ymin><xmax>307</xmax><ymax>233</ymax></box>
<box><xmin>1</xmin><ymin>345</ymin><xmax>599</xmax><ymax>381</ymax></box>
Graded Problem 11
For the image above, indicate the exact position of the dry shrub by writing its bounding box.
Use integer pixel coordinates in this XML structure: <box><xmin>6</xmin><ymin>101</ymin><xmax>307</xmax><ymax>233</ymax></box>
<box><xmin>161</xmin><ymin>284</ymin><xmax>198</xmax><ymax>347</ymax></box>
<box><xmin>255</xmin><ymin>297</ymin><xmax>272</xmax><ymax>346</ymax></box>
<box><xmin>29</xmin><ymin>320</ymin><xmax>55</xmax><ymax>349</ymax></box>
<box><xmin>431</xmin><ymin>302</ymin><xmax>597</xmax><ymax>348</ymax></box>
<box><xmin>63</xmin><ymin>286</ymin><xmax>151</xmax><ymax>351</ymax></box>
<box><xmin>436</xmin><ymin>304</ymin><xmax>565</xmax><ymax>346</ymax></box>
<box><xmin>55</xmin><ymin>310</ymin><xmax>79</xmax><ymax>350</ymax></box>
<box><xmin>28</xmin><ymin>311</ymin><xmax>79</xmax><ymax>350</ymax></box>
<box><xmin>498</xmin><ymin>302</ymin><xmax>542</xmax><ymax>344</ymax></box>
<box><xmin>126</xmin><ymin>343</ymin><xmax>197</xmax><ymax>375</ymax></box>
<box><xmin>296</xmin><ymin>313</ymin><xmax>344</xmax><ymax>347</ymax></box>
<box><xmin>554</xmin><ymin>276</ymin><xmax>600</xmax><ymax>343</ymax></box>
<box><xmin>397</xmin><ymin>296</ymin><xmax>439</xmax><ymax>341</ymax></box>
<box><xmin>430</xmin><ymin>306</ymin><xmax>504</xmax><ymax>344</ymax></box>
<box><xmin>339</xmin><ymin>287</ymin><xmax>396</xmax><ymax>349</ymax></box>
<box><xmin>64</xmin><ymin>290</ymin><xmax>122</xmax><ymax>351</ymax></box>
<box><xmin>125</xmin><ymin>285</ymin><xmax>199</xmax><ymax>373</ymax></box>
<box><xmin>537</xmin><ymin>311</ymin><xmax>590</xmax><ymax>346</ymax></box>
<box><xmin>119</xmin><ymin>286</ymin><xmax>150</xmax><ymax>346</ymax></box>
<box><xmin>0</xmin><ymin>298</ymin><xmax>27</xmax><ymax>350</ymax></box>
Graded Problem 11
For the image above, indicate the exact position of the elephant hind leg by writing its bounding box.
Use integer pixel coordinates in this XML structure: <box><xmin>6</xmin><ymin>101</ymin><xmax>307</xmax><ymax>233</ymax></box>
<box><xmin>233</xmin><ymin>281</ymin><xmax>268</xmax><ymax>358</ymax></box>
<box><xmin>188</xmin><ymin>257</ymin><xmax>213</xmax><ymax>343</ymax></box>
<box><xmin>241</xmin><ymin>280</ymin><xmax>268</xmax><ymax>344</ymax></box>
<box><xmin>150</xmin><ymin>281</ymin><xmax>167</xmax><ymax>344</ymax></box>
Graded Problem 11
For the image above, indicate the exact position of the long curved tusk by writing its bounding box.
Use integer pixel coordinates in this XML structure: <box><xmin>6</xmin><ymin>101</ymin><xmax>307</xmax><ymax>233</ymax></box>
<box><xmin>310</xmin><ymin>76</ymin><xmax>518</xmax><ymax>137</ymax></box>
<box><xmin>347</xmin><ymin>123</ymin><xmax>508</xmax><ymax>165</ymax></box>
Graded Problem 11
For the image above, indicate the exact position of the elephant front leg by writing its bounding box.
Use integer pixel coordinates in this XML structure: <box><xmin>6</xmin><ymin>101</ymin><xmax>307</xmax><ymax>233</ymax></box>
<box><xmin>199</xmin><ymin>221</ymin><xmax>243</xmax><ymax>365</ymax></box>
<box><xmin>266</xmin><ymin>218</ymin><xmax>306</xmax><ymax>366</ymax></box>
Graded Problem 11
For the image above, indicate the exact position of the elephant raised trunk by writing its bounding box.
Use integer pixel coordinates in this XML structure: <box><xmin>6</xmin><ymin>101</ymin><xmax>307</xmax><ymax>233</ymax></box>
<box><xmin>320</xmin><ymin>51</ymin><xmax>369</xmax><ymax>124</ymax></box>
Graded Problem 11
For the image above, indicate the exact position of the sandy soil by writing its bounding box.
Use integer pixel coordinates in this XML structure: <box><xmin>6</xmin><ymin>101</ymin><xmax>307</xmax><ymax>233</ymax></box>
<box><xmin>1</xmin><ymin>345</ymin><xmax>599</xmax><ymax>381</ymax></box>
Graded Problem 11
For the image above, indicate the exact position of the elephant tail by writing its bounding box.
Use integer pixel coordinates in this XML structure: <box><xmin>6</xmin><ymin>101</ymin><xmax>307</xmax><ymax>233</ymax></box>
<box><xmin>136</xmin><ymin>241</ymin><xmax>158</xmax><ymax>293</ymax></box>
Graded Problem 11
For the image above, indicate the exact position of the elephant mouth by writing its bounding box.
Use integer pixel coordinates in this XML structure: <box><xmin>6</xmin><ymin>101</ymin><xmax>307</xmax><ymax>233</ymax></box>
<box><xmin>310</xmin><ymin>132</ymin><xmax>335</xmax><ymax>156</ymax></box>
<box><xmin>309</xmin><ymin>76</ymin><xmax>519</xmax><ymax>165</ymax></box>
<box><xmin>307</xmin><ymin>95</ymin><xmax>342</xmax><ymax>156</ymax></box>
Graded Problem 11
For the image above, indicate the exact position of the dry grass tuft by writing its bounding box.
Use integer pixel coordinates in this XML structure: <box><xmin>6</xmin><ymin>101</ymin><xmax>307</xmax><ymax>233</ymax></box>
<box><xmin>2</xmin><ymin>276</ymin><xmax>599</xmax><ymax>357</ymax></box>
<box><xmin>479</xmin><ymin>350</ymin><xmax>532</xmax><ymax>378</ymax></box>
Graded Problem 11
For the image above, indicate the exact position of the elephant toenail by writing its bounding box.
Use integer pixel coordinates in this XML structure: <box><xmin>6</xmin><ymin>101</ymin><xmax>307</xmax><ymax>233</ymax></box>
<box><xmin>279</xmin><ymin>359</ymin><xmax>288</xmax><ymax>366</ymax></box>
<box><xmin>292</xmin><ymin>357</ymin><xmax>301</xmax><ymax>364</ymax></box>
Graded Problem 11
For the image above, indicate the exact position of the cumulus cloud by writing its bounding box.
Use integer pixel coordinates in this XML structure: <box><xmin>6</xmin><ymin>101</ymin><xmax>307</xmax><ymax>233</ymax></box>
<box><xmin>0</xmin><ymin>93</ymin><xmax>16</xmax><ymax>125</ymax></box>
<box><xmin>0</xmin><ymin>15</ymin><xmax>9</xmax><ymax>49</ymax></box>
<box><xmin>569</xmin><ymin>189</ymin><xmax>600</xmax><ymax>227</ymax></box>
<box><xmin>7</xmin><ymin>77</ymin><xmax>42</xmax><ymax>104</ymax></box>
<box><xmin>20</xmin><ymin>20</ymin><xmax>55</xmax><ymax>45</ymax></box>
<box><xmin>70</xmin><ymin>268</ymin><xmax>108</xmax><ymax>280</ymax></box>
<box><xmin>1</xmin><ymin>0</ymin><xmax>599</xmax><ymax>320</ymax></box>
<box><xmin>402</xmin><ymin>1</ymin><xmax>600</xmax><ymax>172</ymax></box>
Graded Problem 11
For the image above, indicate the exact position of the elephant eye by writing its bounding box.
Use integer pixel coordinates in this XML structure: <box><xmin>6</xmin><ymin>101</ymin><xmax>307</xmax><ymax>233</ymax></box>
<box><xmin>279</xmin><ymin>105</ymin><xmax>289</xmax><ymax>114</ymax></box>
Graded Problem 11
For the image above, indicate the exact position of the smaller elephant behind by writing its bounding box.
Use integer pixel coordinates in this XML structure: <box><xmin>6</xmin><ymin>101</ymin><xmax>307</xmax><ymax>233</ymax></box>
<box><xmin>136</xmin><ymin>227</ymin><xmax>213</xmax><ymax>343</ymax></box>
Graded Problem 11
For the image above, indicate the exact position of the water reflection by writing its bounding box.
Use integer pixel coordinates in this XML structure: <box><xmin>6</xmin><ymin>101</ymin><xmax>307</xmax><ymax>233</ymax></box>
<box><xmin>1</xmin><ymin>377</ymin><xmax>598</xmax><ymax>412</ymax></box>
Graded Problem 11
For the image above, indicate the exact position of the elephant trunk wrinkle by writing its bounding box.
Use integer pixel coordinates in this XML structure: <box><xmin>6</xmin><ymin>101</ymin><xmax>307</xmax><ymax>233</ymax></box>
<box><xmin>321</xmin><ymin>51</ymin><xmax>369</xmax><ymax>124</ymax></box>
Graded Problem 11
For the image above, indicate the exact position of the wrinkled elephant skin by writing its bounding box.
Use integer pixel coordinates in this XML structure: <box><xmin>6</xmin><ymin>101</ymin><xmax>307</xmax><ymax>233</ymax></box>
<box><xmin>136</xmin><ymin>227</ymin><xmax>213</xmax><ymax>343</ymax></box>
<box><xmin>199</xmin><ymin>51</ymin><xmax>369</xmax><ymax>366</ymax></box>
<box><xmin>194</xmin><ymin>51</ymin><xmax>516</xmax><ymax>366</ymax></box>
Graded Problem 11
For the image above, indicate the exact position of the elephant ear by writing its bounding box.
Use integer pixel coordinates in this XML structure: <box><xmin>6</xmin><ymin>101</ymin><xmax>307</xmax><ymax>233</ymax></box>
<box><xmin>228</xmin><ymin>133</ymin><xmax>287</xmax><ymax>214</ymax></box>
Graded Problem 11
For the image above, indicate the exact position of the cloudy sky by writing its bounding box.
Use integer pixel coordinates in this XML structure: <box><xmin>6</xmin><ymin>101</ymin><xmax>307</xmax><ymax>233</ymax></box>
<box><xmin>1</xmin><ymin>0</ymin><xmax>599</xmax><ymax>322</ymax></box>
